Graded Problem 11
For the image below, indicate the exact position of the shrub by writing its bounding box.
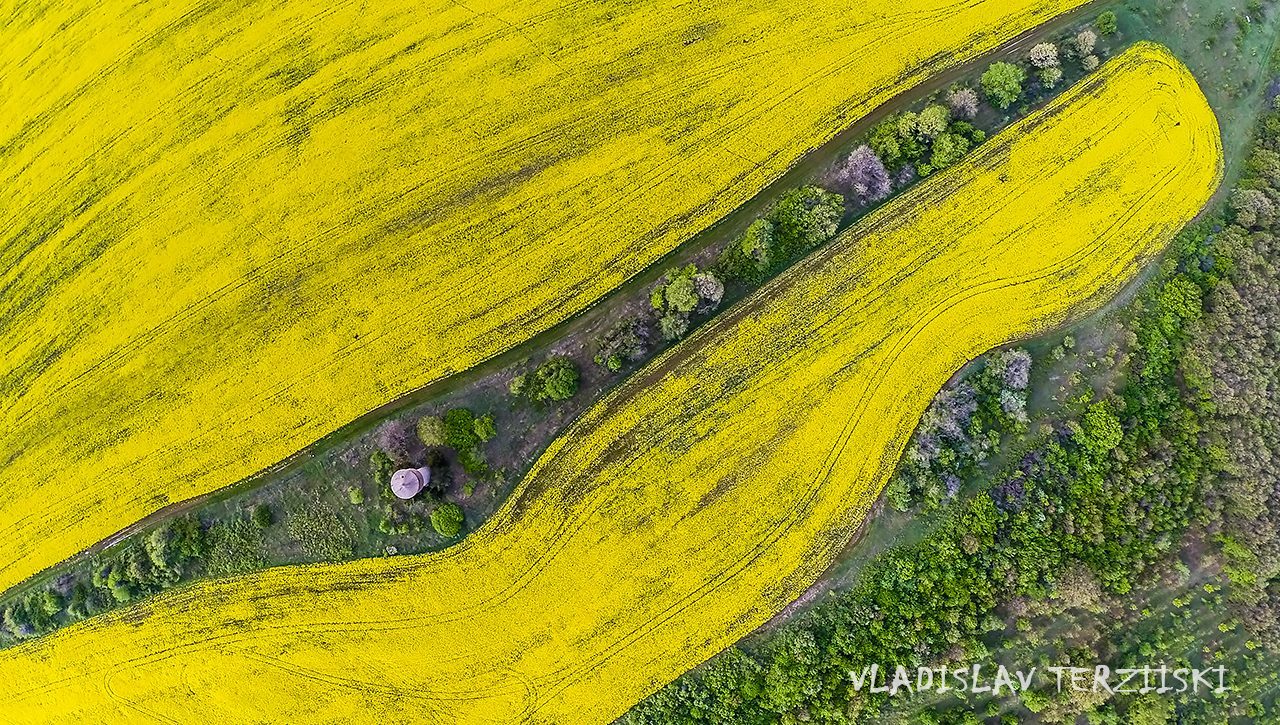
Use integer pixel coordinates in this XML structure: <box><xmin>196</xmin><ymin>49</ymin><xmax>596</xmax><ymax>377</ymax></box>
<box><xmin>473</xmin><ymin>413</ymin><xmax>496</xmax><ymax>443</ymax></box>
<box><xmin>1082</xmin><ymin>54</ymin><xmax>1100</xmax><ymax>72</ymax></box>
<box><xmin>251</xmin><ymin>503</ymin><xmax>273</xmax><ymax>528</ymax></box>
<box><xmin>206</xmin><ymin>519</ymin><xmax>266</xmax><ymax>577</ymax></box>
<box><xmin>417</xmin><ymin>415</ymin><xmax>445</xmax><ymax>447</ymax></box>
<box><xmin>347</xmin><ymin>486</ymin><xmax>365</xmax><ymax>505</ymax></box>
<box><xmin>529</xmin><ymin>356</ymin><xmax>579</xmax><ymax>402</ymax></box>
<box><xmin>594</xmin><ymin>318</ymin><xmax>649</xmax><ymax>370</ymax></box>
<box><xmin>286</xmin><ymin>499</ymin><xmax>354</xmax><ymax>561</ymax></box>
<box><xmin>442</xmin><ymin>408</ymin><xmax>480</xmax><ymax>449</ymax></box>
<box><xmin>981</xmin><ymin>62</ymin><xmax>1026</xmax><ymax>110</ymax></box>
<box><xmin>370</xmin><ymin>449</ymin><xmax>395</xmax><ymax>497</ymax></box>
<box><xmin>169</xmin><ymin>515</ymin><xmax>207</xmax><ymax>561</ymax></box>
<box><xmin>507</xmin><ymin>372</ymin><xmax>528</xmax><ymax>396</ymax></box>
<box><xmin>1038</xmin><ymin>66</ymin><xmax>1064</xmax><ymax>89</ymax></box>
<box><xmin>431</xmin><ymin>503</ymin><xmax>465</xmax><ymax>538</ymax></box>
<box><xmin>1096</xmin><ymin>10</ymin><xmax>1118</xmax><ymax>35</ymax></box>
<box><xmin>457</xmin><ymin>447</ymin><xmax>490</xmax><ymax>477</ymax></box>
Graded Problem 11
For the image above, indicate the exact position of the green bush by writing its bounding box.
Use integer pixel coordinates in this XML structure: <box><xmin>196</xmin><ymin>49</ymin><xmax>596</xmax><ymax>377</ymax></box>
<box><xmin>430</xmin><ymin>503</ymin><xmax>465</xmax><ymax>537</ymax></box>
<box><xmin>251</xmin><ymin>503</ymin><xmax>273</xmax><ymax>528</ymax></box>
<box><xmin>980</xmin><ymin>61</ymin><xmax>1026</xmax><ymax>110</ymax></box>
<box><xmin>526</xmin><ymin>357</ymin><xmax>580</xmax><ymax>402</ymax></box>
<box><xmin>768</xmin><ymin>186</ymin><xmax>843</xmax><ymax>260</ymax></box>
<box><xmin>417</xmin><ymin>415</ymin><xmax>446</xmax><ymax>447</ymax></box>
<box><xmin>347</xmin><ymin>486</ymin><xmax>365</xmax><ymax>505</ymax></box>
<box><xmin>473</xmin><ymin>413</ymin><xmax>497</xmax><ymax>443</ymax></box>
<box><xmin>442</xmin><ymin>408</ymin><xmax>480</xmax><ymax>449</ymax></box>
<box><xmin>370</xmin><ymin>449</ymin><xmax>395</xmax><ymax>498</ymax></box>
<box><xmin>458</xmin><ymin>447</ymin><xmax>490</xmax><ymax>478</ymax></box>
<box><xmin>717</xmin><ymin>218</ymin><xmax>776</xmax><ymax>283</ymax></box>
<box><xmin>169</xmin><ymin>515</ymin><xmax>207</xmax><ymax>561</ymax></box>
<box><xmin>1096</xmin><ymin>10</ymin><xmax>1118</xmax><ymax>35</ymax></box>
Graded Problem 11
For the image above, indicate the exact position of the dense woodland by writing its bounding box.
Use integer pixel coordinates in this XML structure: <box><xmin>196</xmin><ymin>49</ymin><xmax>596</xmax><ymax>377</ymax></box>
<box><xmin>622</xmin><ymin>99</ymin><xmax>1280</xmax><ymax>725</ymax></box>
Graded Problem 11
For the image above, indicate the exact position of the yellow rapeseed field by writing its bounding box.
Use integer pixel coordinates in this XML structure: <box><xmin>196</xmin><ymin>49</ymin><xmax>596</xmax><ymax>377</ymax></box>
<box><xmin>0</xmin><ymin>0</ymin><xmax>1091</xmax><ymax>595</ymax></box>
<box><xmin>0</xmin><ymin>44</ymin><xmax>1221</xmax><ymax>724</ymax></box>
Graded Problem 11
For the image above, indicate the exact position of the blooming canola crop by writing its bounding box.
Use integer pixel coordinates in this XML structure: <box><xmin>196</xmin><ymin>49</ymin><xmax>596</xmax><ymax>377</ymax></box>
<box><xmin>0</xmin><ymin>44</ymin><xmax>1222</xmax><ymax>724</ymax></box>
<box><xmin>0</xmin><ymin>0</ymin><xmax>1091</xmax><ymax>595</ymax></box>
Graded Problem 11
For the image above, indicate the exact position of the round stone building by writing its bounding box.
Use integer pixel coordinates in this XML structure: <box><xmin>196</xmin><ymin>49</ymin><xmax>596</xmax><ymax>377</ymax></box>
<box><xmin>389</xmin><ymin>466</ymin><xmax>431</xmax><ymax>500</ymax></box>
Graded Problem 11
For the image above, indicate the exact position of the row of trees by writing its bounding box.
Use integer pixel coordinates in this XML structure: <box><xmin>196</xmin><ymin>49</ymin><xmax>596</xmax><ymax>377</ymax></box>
<box><xmin>1</xmin><ymin>516</ymin><xmax>206</xmax><ymax>641</ymax></box>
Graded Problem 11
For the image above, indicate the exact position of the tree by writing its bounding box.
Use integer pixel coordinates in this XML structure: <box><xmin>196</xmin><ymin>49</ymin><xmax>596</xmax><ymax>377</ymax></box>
<box><xmin>916</xmin><ymin>104</ymin><xmax>950</xmax><ymax>139</ymax></box>
<box><xmin>929</xmin><ymin>132</ymin><xmax>970</xmax><ymax>170</ymax></box>
<box><xmin>832</xmin><ymin>145</ymin><xmax>890</xmax><ymax>204</ymax></box>
<box><xmin>430</xmin><ymin>503</ymin><xmax>465</xmax><ymax>537</ymax></box>
<box><xmin>1028</xmin><ymin>42</ymin><xmax>1059</xmax><ymax>69</ymax></box>
<box><xmin>1126</xmin><ymin>695</ymin><xmax>1173</xmax><ymax>724</ymax></box>
<box><xmin>896</xmin><ymin>110</ymin><xmax>919</xmax><ymax>138</ymax></box>
<box><xmin>946</xmin><ymin>87</ymin><xmax>979</xmax><ymax>120</ymax></box>
<box><xmin>1082</xmin><ymin>54</ymin><xmax>1100</xmax><ymax>72</ymax></box>
<box><xmin>658</xmin><ymin>313</ymin><xmax>689</xmax><ymax>341</ymax></box>
<box><xmin>1072</xmin><ymin>29</ymin><xmax>1097</xmax><ymax>57</ymax></box>
<box><xmin>527</xmin><ymin>357</ymin><xmax>579</xmax><ymax>402</ymax></box>
<box><xmin>1075</xmin><ymin>403</ymin><xmax>1123</xmax><ymax>457</ymax></box>
<box><xmin>1231</xmin><ymin>188</ymin><xmax>1275</xmax><ymax>228</ymax></box>
<box><xmin>868</xmin><ymin>118</ymin><xmax>904</xmax><ymax>168</ymax></box>
<box><xmin>692</xmin><ymin>273</ymin><xmax>724</xmax><ymax>309</ymax></box>
<box><xmin>36</xmin><ymin>589</ymin><xmax>61</xmax><ymax>618</ymax></box>
<box><xmin>473</xmin><ymin>413</ymin><xmax>496</xmax><ymax>443</ymax></box>
<box><xmin>417</xmin><ymin>415</ymin><xmax>446</xmax><ymax>447</ymax></box>
<box><xmin>768</xmin><ymin>186</ymin><xmax>843</xmax><ymax>259</ymax></box>
<box><xmin>442</xmin><ymin>408</ymin><xmax>480</xmax><ymax>449</ymax></box>
<box><xmin>1051</xmin><ymin>562</ymin><xmax>1105</xmax><ymax>613</ymax></box>
<box><xmin>981</xmin><ymin>62</ymin><xmax>1026</xmax><ymax>110</ymax></box>
<box><xmin>1038</xmin><ymin>66</ymin><xmax>1063</xmax><ymax>89</ymax></box>
<box><xmin>996</xmin><ymin>348</ymin><xmax>1032</xmax><ymax>390</ymax></box>
<box><xmin>650</xmin><ymin>266</ymin><xmax>700</xmax><ymax>315</ymax></box>
<box><xmin>2</xmin><ymin>602</ymin><xmax>32</xmax><ymax>639</ymax></box>
<box><xmin>251</xmin><ymin>503</ymin><xmax>273</xmax><ymax>528</ymax></box>
<box><xmin>717</xmin><ymin>218</ymin><xmax>775</xmax><ymax>283</ymax></box>
<box><xmin>169</xmin><ymin>515</ymin><xmax>207</xmax><ymax>561</ymax></box>
<box><xmin>144</xmin><ymin>526</ymin><xmax>175</xmax><ymax>574</ymax></box>
<box><xmin>1096</xmin><ymin>10</ymin><xmax>1118</xmax><ymax>36</ymax></box>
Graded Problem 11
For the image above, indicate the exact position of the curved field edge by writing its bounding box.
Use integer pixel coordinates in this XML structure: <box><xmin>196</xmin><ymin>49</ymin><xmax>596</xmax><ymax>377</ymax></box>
<box><xmin>0</xmin><ymin>43</ymin><xmax>1222</xmax><ymax>725</ymax></box>
<box><xmin>0</xmin><ymin>0</ymin><xmax>1092</xmax><ymax>595</ymax></box>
